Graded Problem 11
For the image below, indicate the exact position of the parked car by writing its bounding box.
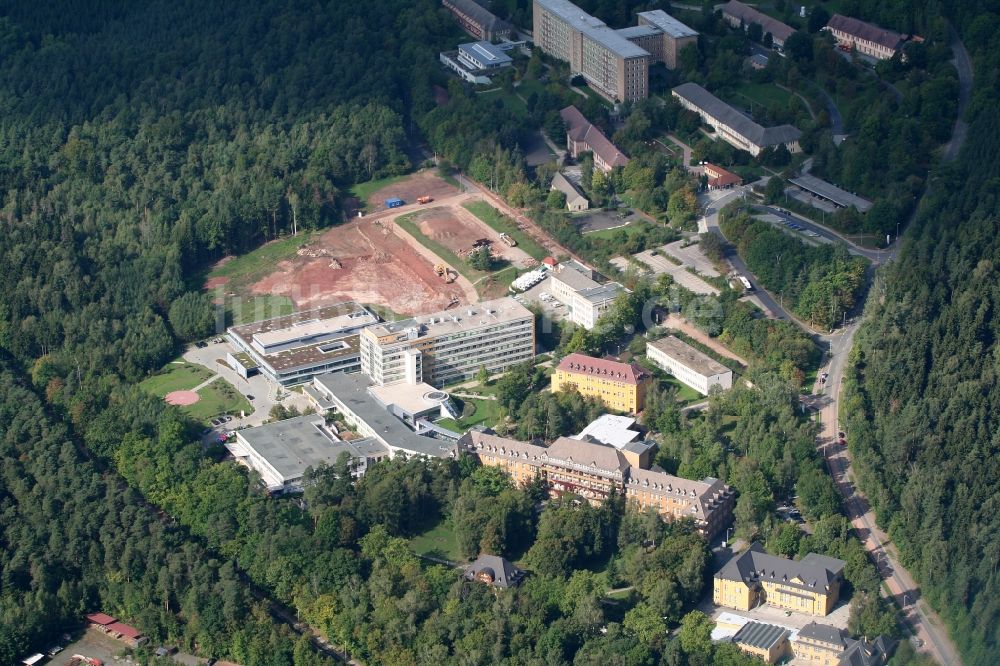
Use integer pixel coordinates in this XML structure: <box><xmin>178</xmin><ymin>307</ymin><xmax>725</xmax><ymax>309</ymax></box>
<box><xmin>246</xmin><ymin>395</ymin><xmax>255</xmax><ymax>401</ymax></box>
<box><xmin>201</xmin><ymin>428</ymin><xmax>212</xmax><ymax>436</ymax></box>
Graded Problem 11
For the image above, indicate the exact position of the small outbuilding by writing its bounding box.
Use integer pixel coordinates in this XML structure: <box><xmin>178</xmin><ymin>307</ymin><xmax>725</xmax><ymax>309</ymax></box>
<box><xmin>465</xmin><ymin>554</ymin><xmax>526</xmax><ymax>588</ymax></box>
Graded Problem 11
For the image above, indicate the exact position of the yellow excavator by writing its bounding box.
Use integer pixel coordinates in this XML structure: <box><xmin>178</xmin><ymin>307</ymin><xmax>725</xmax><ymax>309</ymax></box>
<box><xmin>434</xmin><ymin>263</ymin><xmax>456</xmax><ymax>283</ymax></box>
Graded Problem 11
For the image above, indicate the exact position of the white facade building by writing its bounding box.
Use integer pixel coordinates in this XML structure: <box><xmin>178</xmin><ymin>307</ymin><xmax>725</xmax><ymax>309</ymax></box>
<box><xmin>360</xmin><ymin>297</ymin><xmax>535</xmax><ymax>386</ymax></box>
<box><xmin>548</xmin><ymin>261</ymin><xmax>626</xmax><ymax>330</ymax></box>
<box><xmin>647</xmin><ymin>335</ymin><xmax>733</xmax><ymax>396</ymax></box>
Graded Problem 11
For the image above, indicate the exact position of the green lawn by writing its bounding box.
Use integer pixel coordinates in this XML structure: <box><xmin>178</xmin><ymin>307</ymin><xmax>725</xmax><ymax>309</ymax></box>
<box><xmin>479</xmin><ymin>88</ymin><xmax>528</xmax><ymax>117</ymax></box>
<box><xmin>661</xmin><ymin>376</ymin><xmax>704</xmax><ymax>404</ymax></box>
<box><xmin>141</xmin><ymin>359</ymin><xmax>254</xmax><ymax>424</ymax></box>
<box><xmin>726</xmin><ymin>82</ymin><xmax>793</xmax><ymax>111</ymax></box>
<box><xmin>583</xmin><ymin>221</ymin><xmax>644</xmax><ymax>240</ymax></box>
<box><xmin>140</xmin><ymin>362</ymin><xmax>214</xmax><ymax>396</ymax></box>
<box><xmin>437</xmin><ymin>397</ymin><xmax>501</xmax><ymax>432</ymax></box>
<box><xmin>409</xmin><ymin>518</ymin><xmax>466</xmax><ymax>563</ymax></box>
<box><xmin>185</xmin><ymin>379</ymin><xmax>254</xmax><ymax>423</ymax></box>
<box><xmin>208</xmin><ymin>234</ymin><xmax>311</xmax><ymax>285</ymax></box>
<box><xmin>349</xmin><ymin>173</ymin><xmax>409</xmax><ymax>203</ymax></box>
<box><xmin>462</xmin><ymin>200</ymin><xmax>549</xmax><ymax>261</ymax></box>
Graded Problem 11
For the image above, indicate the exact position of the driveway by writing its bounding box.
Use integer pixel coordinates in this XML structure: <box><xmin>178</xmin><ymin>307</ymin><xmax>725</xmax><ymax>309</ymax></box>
<box><xmin>183</xmin><ymin>341</ymin><xmax>314</xmax><ymax>434</ymax></box>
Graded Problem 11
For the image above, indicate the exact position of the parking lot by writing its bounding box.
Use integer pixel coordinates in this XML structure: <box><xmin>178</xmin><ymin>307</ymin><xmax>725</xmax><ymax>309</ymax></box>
<box><xmin>757</xmin><ymin>212</ymin><xmax>831</xmax><ymax>245</ymax></box>
<box><xmin>573</xmin><ymin>209</ymin><xmax>635</xmax><ymax>234</ymax></box>
<box><xmin>627</xmin><ymin>248</ymin><xmax>720</xmax><ymax>296</ymax></box>
<box><xmin>511</xmin><ymin>276</ymin><xmax>572</xmax><ymax>328</ymax></box>
<box><xmin>660</xmin><ymin>239</ymin><xmax>721</xmax><ymax>277</ymax></box>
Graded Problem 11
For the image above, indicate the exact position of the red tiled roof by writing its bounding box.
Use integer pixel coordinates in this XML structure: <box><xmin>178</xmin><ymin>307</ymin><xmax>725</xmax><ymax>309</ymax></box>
<box><xmin>826</xmin><ymin>14</ymin><xmax>903</xmax><ymax>51</ymax></box>
<box><xmin>560</xmin><ymin>106</ymin><xmax>629</xmax><ymax>169</ymax></box>
<box><xmin>106</xmin><ymin>622</ymin><xmax>143</xmax><ymax>640</ymax></box>
<box><xmin>705</xmin><ymin>163</ymin><xmax>741</xmax><ymax>187</ymax></box>
<box><xmin>721</xmin><ymin>1</ymin><xmax>795</xmax><ymax>42</ymax></box>
<box><xmin>86</xmin><ymin>612</ymin><xmax>116</xmax><ymax>625</ymax></box>
<box><xmin>557</xmin><ymin>353</ymin><xmax>647</xmax><ymax>385</ymax></box>
<box><xmin>543</xmin><ymin>256</ymin><xmax>558</xmax><ymax>266</ymax></box>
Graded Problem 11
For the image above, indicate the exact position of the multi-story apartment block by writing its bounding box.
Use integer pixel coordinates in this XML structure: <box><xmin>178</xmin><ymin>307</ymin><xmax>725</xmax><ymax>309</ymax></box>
<box><xmin>360</xmin><ymin>297</ymin><xmax>534</xmax><ymax>387</ymax></box>
<box><xmin>463</xmin><ymin>430</ymin><xmax>735</xmax><ymax>538</ymax></box>
<box><xmin>552</xmin><ymin>352</ymin><xmax>650</xmax><ymax>414</ymax></box>
<box><xmin>714</xmin><ymin>543</ymin><xmax>846</xmax><ymax>616</ymax></box>
<box><xmin>533</xmin><ymin>0</ymin><xmax>650</xmax><ymax>103</ymax></box>
<box><xmin>672</xmin><ymin>82</ymin><xmax>802</xmax><ymax>156</ymax></box>
<box><xmin>647</xmin><ymin>335</ymin><xmax>733</xmax><ymax>396</ymax></box>
<box><xmin>442</xmin><ymin>0</ymin><xmax>512</xmax><ymax>41</ymax></box>
<box><xmin>793</xmin><ymin>622</ymin><xmax>896</xmax><ymax>665</ymax></box>
<box><xmin>635</xmin><ymin>10</ymin><xmax>698</xmax><ymax>70</ymax></box>
<box><xmin>825</xmin><ymin>14</ymin><xmax>904</xmax><ymax>61</ymax></box>
<box><xmin>720</xmin><ymin>1</ymin><xmax>795</xmax><ymax>50</ymax></box>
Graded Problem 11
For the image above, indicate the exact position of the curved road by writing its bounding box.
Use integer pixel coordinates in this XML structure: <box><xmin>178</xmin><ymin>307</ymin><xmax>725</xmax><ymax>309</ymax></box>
<box><xmin>701</xmin><ymin>26</ymin><xmax>973</xmax><ymax>660</ymax></box>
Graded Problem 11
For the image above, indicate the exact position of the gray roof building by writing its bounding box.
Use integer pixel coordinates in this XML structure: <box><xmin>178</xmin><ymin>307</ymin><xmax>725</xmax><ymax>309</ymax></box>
<box><xmin>636</xmin><ymin>10</ymin><xmax>697</xmax><ymax>39</ymax></box>
<box><xmin>716</xmin><ymin>542</ymin><xmax>846</xmax><ymax>594</ymax></box>
<box><xmin>229</xmin><ymin>414</ymin><xmax>390</xmax><ymax>493</ymax></box>
<box><xmin>720</xmin><ymin>1</ymin><xmax>795</xmax><ymax>46</ymax></box>
<box><xmin>536</xmin><ymin>0</ymin><xmax>649</xmax><ymax>59</ymax></box>
<box><xmin>671</xmin><ymin>82</ymin><xmax>801</xmax><ymax>155</ymax></box>
<box><xmin>797</xmin><ymin>622</ymin><xmax>851</xmax><ymax>649</ymax></box>
<box><xmin>465</xmin><ymin>554</ymin><xmax>526</xmax><ymax>587</ymax></box>
<box><xmin>789</xmin><ymin>174</ymin><xmax>874</xmax><ymax>212</ymax></box>
<box><xmin>550</xmin><ymin>172</ymin><xmax>589</xmax><ymax>210</ymax></box>
<box><xmin>443</xmin><ymin>0</ymin><xmax>512</xmax><ymax>41</ymax></box>
<box><xmin>839</xmin><ymin>636</ymin><xmax>897</xmax><ymax>666</ymax></box>
<box><xmin>731</xmin><ymin>621</ymin><xmax>790</xmax><ymax>650</ymax></box>
<box><xmin>313</xmin><ymin>371</ymin><xmax>461</xmax><ymax>459</ymax></box>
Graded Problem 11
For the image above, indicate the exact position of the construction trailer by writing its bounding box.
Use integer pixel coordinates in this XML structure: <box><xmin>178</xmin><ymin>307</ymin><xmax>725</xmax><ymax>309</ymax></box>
<box><xmin>385</xmin><ymin>197</ymin><xmax>405</xmax><ymax>208</ymax></box>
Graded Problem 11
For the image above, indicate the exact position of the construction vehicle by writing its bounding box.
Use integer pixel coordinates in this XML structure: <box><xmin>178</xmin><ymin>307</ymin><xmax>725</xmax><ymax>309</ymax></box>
<box><xmin>434</xmin><ymin>263</ymin><xmax>456</xmax><ymax>283</ymax></box>
<box><xmin>499</xmin><ymin>232</ymin><xmax>516</xmax><ymax>247</ymax></box>
<box><xmin>417</xmin><ymin>195</ymin><xmax>433</xmax><ymax>204</ymax></box>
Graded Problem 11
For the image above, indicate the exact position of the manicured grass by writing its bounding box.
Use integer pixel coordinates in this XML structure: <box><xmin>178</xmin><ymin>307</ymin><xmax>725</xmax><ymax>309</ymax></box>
<box><xmin>479</xmin><ymin>88</ymin><xmax>528</xmax><ymax>117</ymax></box>
<box><xmin>209</xmin><ymin>233</ymin><xmax>311</xmax><ymax>284</ymax></box>
<box><xmin>141</xmin><ymin>360</ymin><xmax>254</xmax><ymax>425</ymax></box>
<box><xmin>349</xmin><ymin>173</ymin><xmax>409</xmax><ymax>203</ymax></box>
<box><xmin>583</xmin><ymin>222</ymin><xmax>644</xmax><ymax>240</ymax></box>
<box><xmin>661</xmin><ymin>376</ymin><xmax>704</xmax><ymax>404</ymax></box>
<box><xmin>409</xmin><ymin>518</ymin><xmax>466</xmax><ymax>563</ymax></box>
<box><xmin>364</xmin><ymin>303</ymin><xmax>405</xmax><ymax>322</ymax></box>
<box><xmin>227</xmin><ymin>295</ymin><xmax>295</xmax><ymax>326</ymax></box>
<box><xmin>729</xmin><ymin>82</ymin><xmax>793</xmax><ymax>110</ymax></box>
<box><xmin>462</xmin><ymin>200</ymin><xmax>549</xmax><ymax>261</ymax></box>
<box><xmin>437</xmin><ymin>397</ymin><xmax>501</xmax><ymax>432</ymax></box>
<box><xmin>185</xmin><ymin>379</ymin><xmax>254</xmax><ymax>423</ymax></box>
<box><xmin>140</xmin><ymin>362</ymin><xmax>214</xmax><ymax>396</ymax></box>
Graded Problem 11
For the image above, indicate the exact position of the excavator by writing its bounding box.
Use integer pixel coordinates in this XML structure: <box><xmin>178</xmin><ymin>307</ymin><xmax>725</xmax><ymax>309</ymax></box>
<box><xmin>434</xmin><ymin>263</ymin><xmax>456</xmax><ymax>283</ymax></box>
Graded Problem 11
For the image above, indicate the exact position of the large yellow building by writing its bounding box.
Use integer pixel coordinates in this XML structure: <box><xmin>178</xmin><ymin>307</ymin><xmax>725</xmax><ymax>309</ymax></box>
<box><xmin>793</xmin><ymin>622</ymin><xmax>897</xmax><ymax>665</ymax></box>
<box><xmin>463</xmin><ymin>430</ymin><xmax>735</xmax><ymax>539</ymax></box>
<box><xmin>713</xmin><ymin>543</ymin><xmax>845</xmax><ymax>617</ymax></box>
<box><xmin>552</xmin><ymin>353</ymin><xmax>650</xmax><ymax>414</ymax></box>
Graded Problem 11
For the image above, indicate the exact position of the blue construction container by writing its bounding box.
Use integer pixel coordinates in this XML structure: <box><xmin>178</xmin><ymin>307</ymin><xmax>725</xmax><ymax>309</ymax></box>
<box><xmin>385</xmin><ymin>197</ymin><xmax>404</xmax><ymax>208</ymax></box>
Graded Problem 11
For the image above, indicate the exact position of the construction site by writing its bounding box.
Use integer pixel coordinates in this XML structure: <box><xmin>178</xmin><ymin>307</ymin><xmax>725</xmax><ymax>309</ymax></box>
<box><xmin>410</xmin><ymin>205</ymin><xmax>537</xmax><ymax>269</ymax></box>
<box><xmin>250</xmin><ymin>214</ymin><xmax>475</xmax><ymax>315</ymax></box>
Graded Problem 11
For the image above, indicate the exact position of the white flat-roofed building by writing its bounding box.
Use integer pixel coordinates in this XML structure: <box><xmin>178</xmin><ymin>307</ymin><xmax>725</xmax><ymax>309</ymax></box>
<box><xmin>360</xmin><ymin>296</ymin><xmax>535</xmax><ymax>387</ymax></box>
<box><xmin>573</xmin><ymin>414</ymin><xmax>642</xmax><ymax>449</ymax></box>
<box><xmin>457</xmin><ymin>41</ymin><xmax>513</xmax><ymax>70</ymax></box>
<box><xmin>228</xmin><ymin>414</ymin><xmax>390</xmax><ymax>493</ymax></box>
<box><xmin>312</xmin><ymin>371</ymin><xmax>462</xmax><ymax>459</ymax></box>
<box><xmin>647</xmin><ymin>335</ymin><xmax>733</xmax><ymax>395</ymax></box>
<box><xmin>548</xmin><ymin>260</ymin><xmax>627</xmax><ymax>330</ymax></box>
<box><xmin>226</xmin><ymin>302</ymin><xmax>378</xmax><ymax>386</ymax></box>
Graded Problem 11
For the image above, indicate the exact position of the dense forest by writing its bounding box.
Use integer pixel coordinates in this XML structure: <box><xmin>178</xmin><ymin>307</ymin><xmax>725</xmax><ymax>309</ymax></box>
<box><xmin>842</xmin><ymin>1</ymin><xmax>1000</xmax><ymax>663</ymax></box>
<box><xmin>720</xmin><ymin>208</ymin><xmax>867</xmax><ymax>330</ymax></box>
<box><xmin>0</xmin><ymin>0</ymin><xmax>998</xmax><ymax>662</ymax></box>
